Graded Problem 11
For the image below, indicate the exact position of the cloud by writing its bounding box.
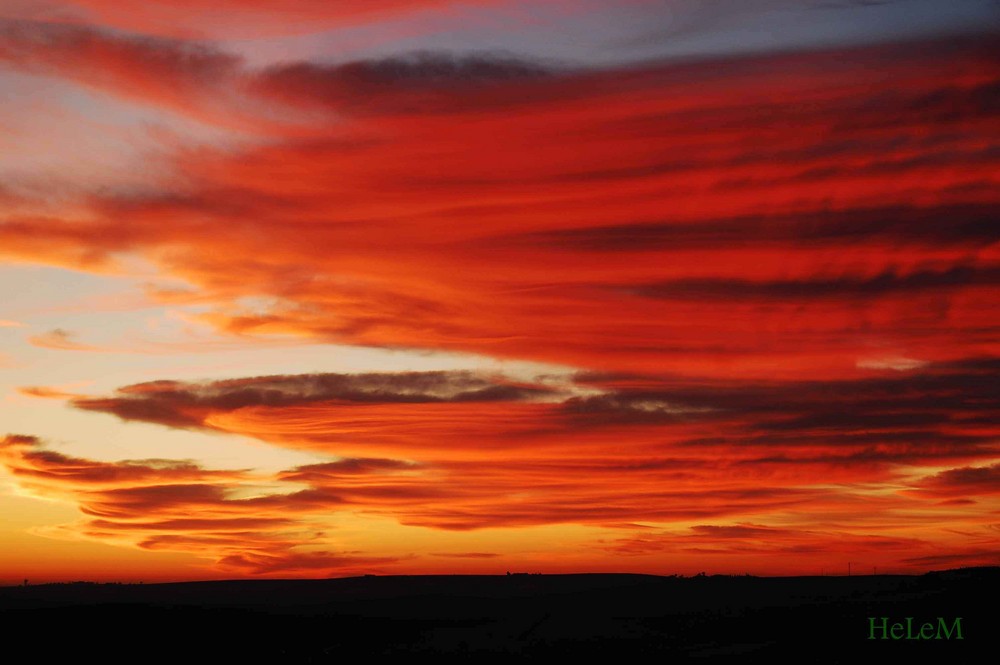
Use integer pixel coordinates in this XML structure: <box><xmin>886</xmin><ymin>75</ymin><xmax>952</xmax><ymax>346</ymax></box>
<box><xmin>215</xmin><ymin>551</ymin><xmax>399</xmax><ymax>575</ymax></box>
<box><xmin>0</xmin><ymin>20</ymin><xmax>996</xmax><ymax>575</ymax></box>
<box><xmin>5</xmin><ymin>353</ymin><xmax>999</xmax><ymax>574</ymax></box>
<box><xmin>9</xmin><ymin>33</ymin><xmax>981</xmax><ymax>378</ymax></box>
<box><xmin>601</xmin><ymin>523</ymin><xmax>929</xmax><ymax>560</ymax></box>
<box><xmin>432</xmin><ymin>552</ymin><xmax>499</xmax><ymax>558</ymax></box>
<box><xmin>255</xmin><ymin>52</ymin><xmax>551</xmax><ymax>116</ymax></box>
<box><xmin>27</xmin><ymin>328</ymin><xmax>101</xmax><ymax>351</ymax></box>
<box><xmin>901</xmin><ymin>550</ymin><xmax>1000</xmax><ymax>567</ymax></box>
<box><xmin>0</xmin><ymin>19</ymin><xmax>245</xmax><ymax>126</ymax></box>
<box><xmin>856</xmin><ymin>356</ymin><xmax>928</xmax><ymax>371</ymax></box>
<box><xmin>53</xmin><ymin>0</ymin><xmax>500</xmax><ymax>38</ymax></box>
<box><xmin>908</xmin><ymin>463</ymin><xmax>1000</xmax><ymax>498</ymax></box>
<box><xmin>17</xmin><ymin>385</ymin><xmax>84</xmax><ymax>399</ymax></box>
<box><xmin>0</xmin><ymin>434</ymin><xmax>397</xmax><ymax>575</ymax></box>
<box><xmin>34</xmin><ymin>358</ymin><xmax>997</xmax><ymax>541</ymax></box>
<box><xmin>562</xmin><ymin>360</ymin><xmax>999</xmax><ymax>467</ymax></box>
<box><xmin>0</xmin><ymin>20</ymin><xmax>553</xmax><ymax>128</ymax></box>
<box><xmin>506</xmin><ymin>203</ymin><xmax>1000</xmax><ymax>253</ymax></box>
<box><xmin>690</xmin><ymin>524</ymin><xmax>794</xmax><ymax>539</ymax></box>
<box><xmin>73</xmin><ymin>370</ymin><xmax>559</xmax><ymax>430</ymax></box>
<box><xmin>631</xmin><ymin>265</ymin><xmax>1000</xmax><ymax>302</ymax></box>
<box><xmin>0</xmin><ymin>434</ymin><xmax>247</xmax><ymax>489</ymax></box>
<box><xmin>70</xmin><ymin>361</ymin><xmax>1000</xmax><ymax>477</ymax></box>
<box><xmin>279</xmin><ymin>457</ymin><xmax>419</xmax><ymax>479</ymax></box>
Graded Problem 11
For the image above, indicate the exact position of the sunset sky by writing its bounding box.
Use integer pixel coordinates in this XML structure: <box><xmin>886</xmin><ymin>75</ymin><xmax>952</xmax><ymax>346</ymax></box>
<box><xmin>1</xmin><ymin>0</ymin><xmax>998</xmax><ymax>583</ymax></box>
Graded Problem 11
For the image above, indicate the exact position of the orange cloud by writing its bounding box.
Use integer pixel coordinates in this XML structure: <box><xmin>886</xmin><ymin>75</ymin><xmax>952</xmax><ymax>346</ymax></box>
<box><xmin>4</xmin><ymin>388</ymin><xmax>998</xmax><ymax>575</ymax></box>
<box><xmin>1</xmin><ymin>357</ymin><xmax>993</xmax><ymax>573</ymax></box>
<box><xmin>17</xmin><ymin>385</ymin><xmax>83</xmax><ymax>399</ymax></box>
<box><xmin>0</xmin><ymin>434</ymin><xmax>397</xmax><ymax>575</ymax></box>
<box><xmin>27</xmin><ymin>328</ymin><xmax>102</xmax><ymax>351</ymax></box>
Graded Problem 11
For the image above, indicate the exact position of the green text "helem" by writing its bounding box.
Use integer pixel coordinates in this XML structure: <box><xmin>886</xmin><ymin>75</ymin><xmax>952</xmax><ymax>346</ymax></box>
<box><xmin>868</xmin><ymin>617</ymin><xmax>963</xmax><ymax>640</ymax></box>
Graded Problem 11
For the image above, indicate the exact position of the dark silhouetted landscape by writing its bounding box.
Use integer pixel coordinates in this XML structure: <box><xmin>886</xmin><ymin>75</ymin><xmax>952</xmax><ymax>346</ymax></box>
<box><xmin>1</xmin><ymin>568</ymin><xmax>993</xmax><ymax>661</ymax></box>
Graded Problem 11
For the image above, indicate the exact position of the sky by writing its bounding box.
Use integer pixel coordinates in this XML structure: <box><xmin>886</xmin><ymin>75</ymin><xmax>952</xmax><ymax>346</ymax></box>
<box><xmin>0</xmin><ymin>0</ymin><xmax>998</xmax><ymax>583</ymax></box>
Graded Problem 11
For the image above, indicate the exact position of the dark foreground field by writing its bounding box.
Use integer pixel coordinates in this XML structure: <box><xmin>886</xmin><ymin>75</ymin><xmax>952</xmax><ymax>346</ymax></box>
<box><xmin>1</xmin><ymin>568</ymin><xmax>994</xmax><ymax>661</ymax></box>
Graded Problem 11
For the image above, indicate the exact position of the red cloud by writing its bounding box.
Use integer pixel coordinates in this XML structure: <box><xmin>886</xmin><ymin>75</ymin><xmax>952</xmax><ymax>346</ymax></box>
<box><xmin>58</xmin><ymin>0</ymin><xmax>499</xmax><ymax>38</ymax></box>
<box><xmin>0</xmin><ymin>22</ymin><xmax>996</xmax><ymax>576</ymax></box>
<box><xmin>3</xmin><ymin>30</ymin><xmax>992</xmax><ymax>377</ymax></box>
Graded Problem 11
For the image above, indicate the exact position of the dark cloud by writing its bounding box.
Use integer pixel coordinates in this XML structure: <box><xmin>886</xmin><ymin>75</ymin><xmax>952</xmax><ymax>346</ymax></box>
<box><xmin>551</xmin><ymin>360</ymin><xmax>1000</xmax><ymax>476</ymax></box>
<box><xmin>264</xmin><ymin>51</ymin><xmax>548</xmax><ymax>88</ymax></box>
<box><xmin>74</xmin><ymin>370</ymin><xmax>558</xmax><ymax>429</ymax></box>
<box><xmin>566</xmin><ymin>358</ymin><xmax>1000</xmax><ymax>420</ymax></box>
<box><xmin>66</xmin><ymin>359</ymin><xmax>1000</xmax><ymax>480</ymax></box>
<box><xmin>911</xmin><ymin>463</ymin><xmax>1000</xmax><ymax>497</ymax></box>
<box><xmin>278</xmin><ymin>458</ymin><xmax>418</xmax><ymax>482</ymax></box>
<box><xmin>631</xmin><ymin>265</ymin><xmax>1000</xmax><ymax>302</ymax></box>
<box><xmin>0</xmin><ymin>434</ymin><xmax>238</xmax><ymax>487</ymax></box>
<box><xmin>255</xmin><ymin>51</ymin><xmax>551</xmax><ymax>115</ymax></box>
<box><xmin>509</xmin><ymin>203</ymin><xmax>999</xmax><ymax>252</ymax></box>
<box><xmin>215</xmin><ymin>551</ymin><xmax>398</xmax><ymax>575</ymax></box>
<box><xmin>901</xmin><ymin>551</ymin><xmax>1000</xmax><ymax>567</ymax></box>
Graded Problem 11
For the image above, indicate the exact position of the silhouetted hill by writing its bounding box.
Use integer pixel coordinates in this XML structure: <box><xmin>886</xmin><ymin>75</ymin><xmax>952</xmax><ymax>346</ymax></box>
<box><xmin>1</xmin><ymin>569</ymin><xmax>994</xmax><ymax>661</ymax></box>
